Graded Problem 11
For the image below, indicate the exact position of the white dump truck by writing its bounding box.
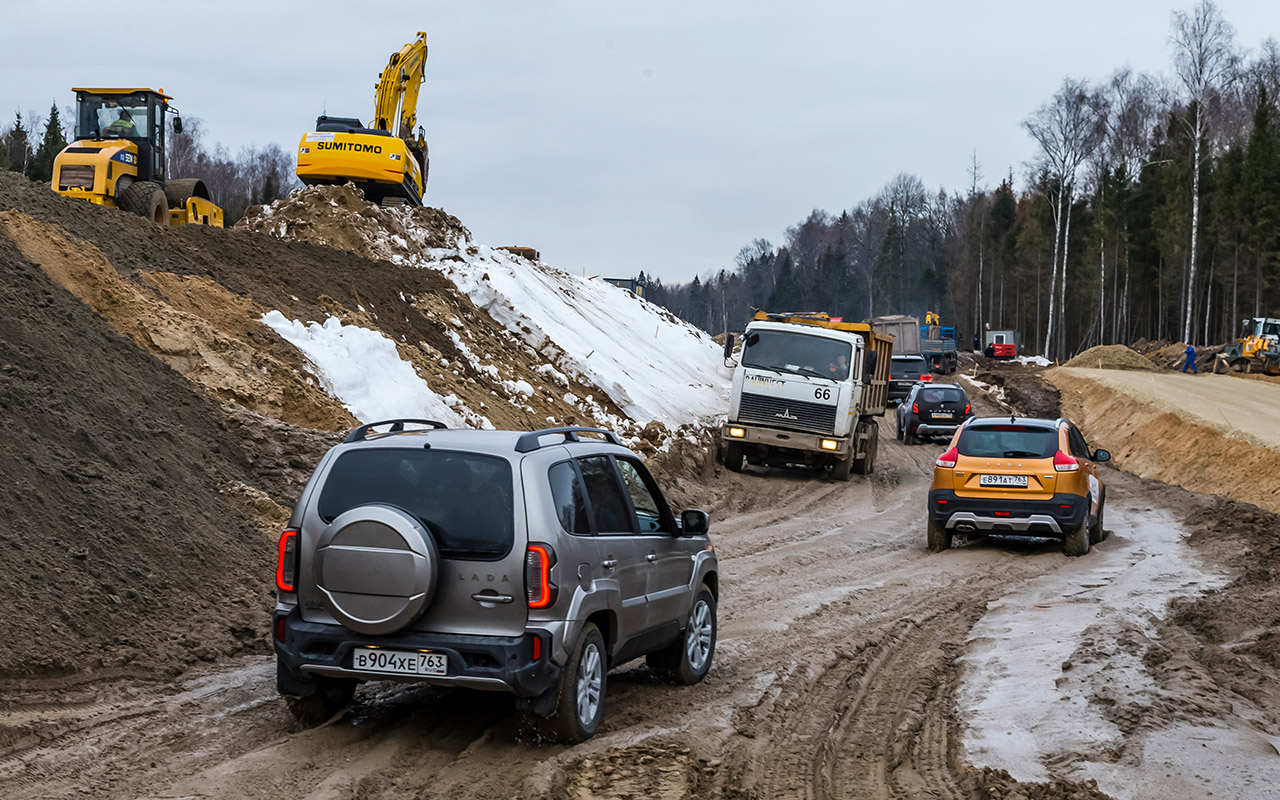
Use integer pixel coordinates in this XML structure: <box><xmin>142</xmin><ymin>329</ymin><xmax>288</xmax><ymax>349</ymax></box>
<box><xmin>720</xmin><ymin>311</ymin><xmax>894</xmax><ymax>480</ymax></box>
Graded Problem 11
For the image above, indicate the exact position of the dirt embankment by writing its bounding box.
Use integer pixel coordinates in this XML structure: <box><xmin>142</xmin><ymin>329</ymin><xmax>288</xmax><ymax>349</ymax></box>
<box><xmin>1063</xmin><ymin>344</ymin><xmax>1159</xmax><ymax>372</ymax></box>
<box><xmin>0</xmin><ymin>224</ymin><xmax>270</xmax><ymax>677</ymax></box>
<box><xmin>1050</xmin><ymin>368</ymin><xmax>1280</xmax><ymax>515</ymax></box>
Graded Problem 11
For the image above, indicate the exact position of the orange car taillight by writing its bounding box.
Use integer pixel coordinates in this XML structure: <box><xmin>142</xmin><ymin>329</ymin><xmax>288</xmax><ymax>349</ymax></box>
<box><xmin>1053</xmin><ymin>451</ymin><xmax>1080</xmax><ymax>472</ymax></box>
<box><xmin>936</xmin><ymin>447</ymin><xmax>959</xmax><ymax>469</ymax></box>
<box><xmin>525</xmin><ymin>544</ymin><xmax>558</xmax><ymax>608</ymax></box>
<box><xmin>275</xmin><ymin>529</ymin><xmax>299</xmax><ymax>592</ymax></box>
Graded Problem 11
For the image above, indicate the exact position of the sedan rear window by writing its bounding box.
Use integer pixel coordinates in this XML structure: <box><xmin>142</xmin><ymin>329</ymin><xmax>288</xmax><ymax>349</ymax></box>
<box><xmin>918</xmin><ymin>388</ymin><xmax>966</xmax><ymax>404</ymax></box>
<box><xmin>956</xmin><ymin>426</ymin><xmax>1058</xmax><ymax>458</ymax></box>
<box><xmin>317</xmin><ymin>449</ymin><xmax>514</xmax><ymax>558</ymax></box>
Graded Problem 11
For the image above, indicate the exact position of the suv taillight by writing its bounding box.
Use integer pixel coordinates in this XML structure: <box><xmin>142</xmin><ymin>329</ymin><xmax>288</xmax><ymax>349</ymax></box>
<box><xmin>964</xmin><ymin>403</ymin><xmax>971</xmax><ymax>415</ymax></box>
<box><xmin>275</xmin><ymin>529</ymin><xmax>299</xmax><ymax>592</ymax></box>
<box><xmin>1053</xmin><ymin>451</ymin><xmax>1080</xmax><ymax>472</ymax></box>
<box><xmin>912</xmin><ymin>402</ymin><xmax>919</xmax><ymax>414</ymax></box>
<box><xmin>919</xmin><ymin>374</ymin><xmax>933</xmax><ymax>382</ymax></box>
<box><xmin>525</xmin><ymin>544</ymin><xmax>557</xmax><ymax>609</ymax></box>
<box><xmin>936</xmin><ymin>447</ymin><xmax>958</xmax><ymax>469</ymax></box>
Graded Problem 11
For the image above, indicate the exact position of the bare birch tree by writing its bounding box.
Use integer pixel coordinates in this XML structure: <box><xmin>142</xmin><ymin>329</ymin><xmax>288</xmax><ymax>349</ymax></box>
<box><xmin>1023</xmin><ymin>78</ymin><xmax>1105</xmax><ymax>358</ymax></box>
<box><xmin>1170</xmin><ymin>0</ymin><xmax>1238</xmax><ymax>344</ymax></box>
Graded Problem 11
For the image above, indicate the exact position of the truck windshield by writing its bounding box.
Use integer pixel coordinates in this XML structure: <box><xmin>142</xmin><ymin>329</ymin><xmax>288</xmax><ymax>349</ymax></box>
<box><xmin>1263</xmin><ymin>321</ymin><xmax>1280</xmax><ymax>337</ymax></box>
<box><xmin>742</xmin><ymin>330</ymin><xmax>852</xmax><ymax>380</ymax></box>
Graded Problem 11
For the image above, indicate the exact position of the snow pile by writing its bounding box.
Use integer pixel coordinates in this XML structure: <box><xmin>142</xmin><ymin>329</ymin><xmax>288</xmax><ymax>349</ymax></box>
<box><xmin>262</xmin><ymin>311</ymin><xmax>479</xmax><ymax>428</ymax></box>
<box><xmin>956</xmin><ymin>505</ymin><xmax>1232</xmax><ymax>794</ymax></box>
<box><xmin>1015</xmin><ymin>354</ymin><xmax>1052</xmax><ymax>367</ymax></box>
<box><xmin>244</xmin><ymin>186</ymin><xmax>729</xmax><ymax>430</ymax></box>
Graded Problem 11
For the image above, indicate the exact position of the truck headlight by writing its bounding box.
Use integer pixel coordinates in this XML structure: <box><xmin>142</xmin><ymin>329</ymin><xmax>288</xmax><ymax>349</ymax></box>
<box><xmin>728</xmin><ymin>427</ymin><xmax>745</xmax><ymax>438</ymax></box>
<box><xmin>820</xmin><ymin>439</ymin><xmax>838</xmax><ymax>451</ymax></box>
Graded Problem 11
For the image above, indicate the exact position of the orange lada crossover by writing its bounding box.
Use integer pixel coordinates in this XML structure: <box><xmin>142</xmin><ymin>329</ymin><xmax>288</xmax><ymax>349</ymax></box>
<box><xmin>927</xmin><ymin>417</ymin><xmax>1110</xmax><ymax>556</ymax></box>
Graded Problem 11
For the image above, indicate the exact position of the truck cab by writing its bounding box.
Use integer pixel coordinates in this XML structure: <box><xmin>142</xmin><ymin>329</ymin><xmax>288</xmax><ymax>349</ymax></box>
<box><xmin>721</xmin><ymin>312</ymin><xmax>892</xmax><ymax>481</ymax></box>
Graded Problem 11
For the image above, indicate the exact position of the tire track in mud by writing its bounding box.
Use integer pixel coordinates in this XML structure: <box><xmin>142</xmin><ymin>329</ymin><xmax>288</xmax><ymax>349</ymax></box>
<box><xmin>730</xmin><ymin>597</ymin><xmax>984</xmax><ymax>800</ymax></box>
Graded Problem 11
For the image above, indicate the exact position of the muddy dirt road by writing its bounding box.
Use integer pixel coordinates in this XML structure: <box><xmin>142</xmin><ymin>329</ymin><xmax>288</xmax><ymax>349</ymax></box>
<box><xmin>0</xmin><ymin>420</ymin><xmax>1261</xmax><ymax>800</ymax></box>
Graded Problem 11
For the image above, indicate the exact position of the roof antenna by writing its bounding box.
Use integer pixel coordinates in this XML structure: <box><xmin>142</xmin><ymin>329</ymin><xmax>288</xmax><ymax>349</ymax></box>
<box><xmin>1010</xmin><ymin>414</ymin><xmax>1016</xmax><ymax>424</ymax></box>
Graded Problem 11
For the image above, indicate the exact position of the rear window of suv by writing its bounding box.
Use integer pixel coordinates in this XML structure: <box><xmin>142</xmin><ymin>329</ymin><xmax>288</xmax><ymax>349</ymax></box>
<box><xmin>892</xmin><ymin>357</ymin><xmax>928</xmax><ymax>375</ymax></box>
<box><xmin>918</xmin><ymin>387</ymin><xmax>965</xmax><ymax>404</ymax></box>
<box><xmin>956</xmin><ymin>425</ymin><xmax>1058</xmax><ymax>458</ymax></box>
<box><xmin>317</xmin><ymin>448</ymin><xmax>514</xmax><ymax>558</ymax></box>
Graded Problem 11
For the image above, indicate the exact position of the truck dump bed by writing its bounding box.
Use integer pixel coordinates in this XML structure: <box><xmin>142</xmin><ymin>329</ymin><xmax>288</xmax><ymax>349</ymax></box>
<box><xmin>867</xmin><ymin>315</ymin><xmax>921</xmax><ymax>355</ymax></box>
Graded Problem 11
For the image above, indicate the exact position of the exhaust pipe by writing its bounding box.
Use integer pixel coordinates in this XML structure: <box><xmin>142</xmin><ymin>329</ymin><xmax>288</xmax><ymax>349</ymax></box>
<box><xmin>954</xmin><ymin>522</ymin><xmax>977</xmax><ymax>534</ymax></box>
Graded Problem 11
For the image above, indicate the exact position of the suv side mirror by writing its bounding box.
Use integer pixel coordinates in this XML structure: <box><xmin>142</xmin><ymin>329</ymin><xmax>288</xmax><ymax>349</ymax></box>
<box><xmin>680</xmin><ymin>509</ymin><xmax>709</xmax><ymax>536</ymax></box>
<box><xmin>722</xmin><ymin>333</ymin><xmax>735</xmax><ymax>361</ymax></box>
<box><xmin>1093</xmin><ymin>449</ymin><xmax>1111</xmax><ymax>463</ymax></box>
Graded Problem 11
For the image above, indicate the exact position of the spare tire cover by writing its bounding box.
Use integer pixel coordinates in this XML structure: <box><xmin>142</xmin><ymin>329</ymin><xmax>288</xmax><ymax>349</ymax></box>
<box><xmin>313</xmin><ymin>504</ymin><xmax>438</xmax><ymax>635</ymax></box>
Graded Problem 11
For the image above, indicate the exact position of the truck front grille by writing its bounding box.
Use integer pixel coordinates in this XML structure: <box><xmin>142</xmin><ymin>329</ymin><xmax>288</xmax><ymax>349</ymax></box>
<box><xmin>738</xmin><ymin>392</ymin><xmax>837</xmax><ymax>434</ymax></box>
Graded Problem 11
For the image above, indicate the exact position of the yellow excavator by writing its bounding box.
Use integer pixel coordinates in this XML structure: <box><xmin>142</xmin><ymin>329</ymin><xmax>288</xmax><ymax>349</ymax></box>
<box><xmin>295</xmin><ymin>32</ymin><xmax>429</xmax><ymax>206</ymax></box>
<box><xmin>51</xmin><ymin>88</ymin><xmax>223</xmax><ymax>227</ymax></box>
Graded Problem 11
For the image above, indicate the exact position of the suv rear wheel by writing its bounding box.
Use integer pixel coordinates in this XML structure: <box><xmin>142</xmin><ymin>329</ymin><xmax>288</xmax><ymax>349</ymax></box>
<box><xmin>535</xmin><ymin>622</ymin><xmax>606</xmax><ymax>743</ymax></box>
<box><xmin>1064</xmin><ymin>520</ymin><xmax>1091</xmax><ymax>557</ymax></box>
<box><xmin>647</xmin><ymin>584</ymin><xmax>716</xmax><ymax>685</ymax></box>
<box><xmin>926</xmin><ymin>518</ymin><xmax>952</xmax><ymax>552</ymax></box>
<box><xmin>283</xmin><ymin>673</ymin><xmax>356</xmax><ymax>726</ymax></box>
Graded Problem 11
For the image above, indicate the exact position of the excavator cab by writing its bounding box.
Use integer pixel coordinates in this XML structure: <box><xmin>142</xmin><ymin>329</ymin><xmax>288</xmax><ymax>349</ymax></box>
<box><xmin>53</xmin><ymin>88</ymin><xmax>223</xmax><ymax>227</ymax></box>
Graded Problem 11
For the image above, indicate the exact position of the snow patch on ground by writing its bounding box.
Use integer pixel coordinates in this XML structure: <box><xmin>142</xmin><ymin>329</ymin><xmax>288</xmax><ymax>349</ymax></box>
<box><xmin>957</xmin><ymin>503</ymin><xmax>1236</xmax><ymax>797</ymax></box>
<box><xmin>1015</xmin><ymin>354</ymin><xmax>1052</xmax><ymax>367</ymax></box>
<box><xmin>262</xmin><ymin>311</ymin><xmax>473</xmax><ymax>427</ymax></box>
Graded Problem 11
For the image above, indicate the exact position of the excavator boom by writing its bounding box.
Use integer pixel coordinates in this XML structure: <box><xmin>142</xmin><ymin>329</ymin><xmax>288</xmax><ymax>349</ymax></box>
<box><xmin>296</xmin><ymin>32</ymin><xmax>429</xmax><ymax>206</ymax></box>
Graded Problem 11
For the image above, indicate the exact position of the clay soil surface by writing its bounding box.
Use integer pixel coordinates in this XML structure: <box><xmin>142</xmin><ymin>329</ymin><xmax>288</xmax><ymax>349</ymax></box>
<box><xmin>3</xmin><ymin>419</ymin><xmax>1276</xmax><ymax>800</ymax></box>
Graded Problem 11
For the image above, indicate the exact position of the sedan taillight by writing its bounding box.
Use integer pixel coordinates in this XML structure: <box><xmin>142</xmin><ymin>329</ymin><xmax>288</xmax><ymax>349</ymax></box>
<box><xmin>936</xmin><ymin>447</ymin><xmax>959</xmax><ymax>469</ymax></box>
<box><xmin>275</xmin><ymin>529</ymin><xmax>299</xmax><ymax>592</ymax></box>
<box><xmin>1053</xmin><ymin>451</ymin><xmax>1080</xmax><ymax>472</ymax></box>
<box><xmin>525</xmin><ymin>544</ymin><xmax>558</xmax><ymax>608</ymax></box>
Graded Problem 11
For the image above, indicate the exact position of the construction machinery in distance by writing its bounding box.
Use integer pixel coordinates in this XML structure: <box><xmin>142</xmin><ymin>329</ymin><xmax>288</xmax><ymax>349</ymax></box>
<box><xmin>296</xmin><ymin>32</ymin><xmax>429</xmax><ymax>206</ymax></box>
<box><xmin>1218</xmin><ymin>317</ymin><xmax>1280</xmax><ymax>375</ymax></box>
<box><xmin>52</xmin><ymin>88</ymin><xmax>223</xmax><ymax>227</ymax></box>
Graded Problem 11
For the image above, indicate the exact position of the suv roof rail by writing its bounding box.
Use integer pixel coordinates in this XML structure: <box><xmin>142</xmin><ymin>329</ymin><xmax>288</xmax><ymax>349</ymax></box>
<box><xmin>515</xmin><ymin>426</ymin><xmax>623</xmax><ymax>453</ymax></box>
<box><xmin>343</xmin><ymin>419</ymin><xmax>449</xmax><ymax>443</ymax></box>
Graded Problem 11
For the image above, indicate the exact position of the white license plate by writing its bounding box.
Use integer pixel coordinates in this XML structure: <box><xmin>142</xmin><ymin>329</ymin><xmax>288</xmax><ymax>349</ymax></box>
<box><xmin>352</xmin><ymin>648</ymin><xmax>447</xmax><ymax>676</ymax></box>
<box><xmin>933</xmin><ymin>412</ymin><xmax>955</xmax><ymax>419</ymax></box>
<box><xmin>979</xmin><ymin>474</ymin><xmax>1029</xmax><ymax>488</ymax></box>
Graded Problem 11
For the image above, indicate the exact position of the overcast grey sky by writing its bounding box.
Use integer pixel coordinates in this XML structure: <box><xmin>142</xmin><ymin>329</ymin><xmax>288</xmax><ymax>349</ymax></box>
<box><xmin>4</xmin><ymin>1</ymin><xmax>1279</xmax><ymax>283</ymax></box>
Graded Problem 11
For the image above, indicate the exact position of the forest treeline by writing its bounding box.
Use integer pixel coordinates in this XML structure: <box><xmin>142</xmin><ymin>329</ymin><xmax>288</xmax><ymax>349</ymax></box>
<box><xmin>645</xmin><ymin>1</ymin><xmax>1280</xmax><ymax>358</ymax></box>
<box><xmin>2</xmin><ymin>105</ymin><xmax>297</xmax><ymax>224</ymax></box>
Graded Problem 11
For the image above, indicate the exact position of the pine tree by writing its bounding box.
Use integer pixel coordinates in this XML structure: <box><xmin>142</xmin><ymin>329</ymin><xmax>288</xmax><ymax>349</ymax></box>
<box><xmin>1243</xmin><ymin>85</ymin><xmax>1280</xmax><ymax>316</ymax></box>
<box><xmin>5</xmin><ymin>111</ymin><xmax>31</xmax><ymax>173</ymax></box>
<box><xmin>26</xmin><ymin>103</ymin><xmax>67</xmax><ymax>183</ymax></box>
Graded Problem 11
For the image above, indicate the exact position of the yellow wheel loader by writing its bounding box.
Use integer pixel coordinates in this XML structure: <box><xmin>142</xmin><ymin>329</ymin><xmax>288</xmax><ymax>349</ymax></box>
<box><xmin>296</xmin><ymin>32</ymin><xmax>429</xmax><ymax>206</ymax></box>
<box><xmin>51</xmin><ymin>88</ymin><xmax>223</xmax><ymax>227</ymax></box>
<box><xmin>1218</xmin><ymin>317</ymin><xmax>1280</xmax><ymax>375</ymax></box>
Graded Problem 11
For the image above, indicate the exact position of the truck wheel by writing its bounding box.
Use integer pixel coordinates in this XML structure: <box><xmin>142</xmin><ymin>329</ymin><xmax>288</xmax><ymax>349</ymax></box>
<box><xmin>117</xmin><ymin>180</ymin><xmax>170</xmax><ymax>227</ymax></box>
<box><xmin>535</xmin><ymin>623</ymin><xmax>606</xmax><ymax>743</ymax></box>
<box><xmin>927</xmin><ymin>519</ymin><xmax>952</xmax><ymax>552</ymax></box>
<box><xmin>832</xmin><ymin>454</ymin><xmax>853</xmax><ymax>481</ymax></box>
<box><xmin>1063</xmin><ymin>521</ymin><xmax>1091</xmax><ymax>557</ymax></box>
<box><xmin>723</xmin><ymin>442</ymin><xmax>746</xmax><ymax>473</ymax></box>
<box><xmin>852</xmin><ymin>423</ymin><xmax>879</xmax><ymax>474</ymax></box>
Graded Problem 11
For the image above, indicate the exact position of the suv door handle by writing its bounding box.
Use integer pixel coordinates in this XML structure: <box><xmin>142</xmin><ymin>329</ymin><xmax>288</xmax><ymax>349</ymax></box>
<box><xmin>646</xmin><ymin>554</ymin><xmax>658</xmax><ymax>562</ymax></box>
<box><xmin>601</xmin><ymin>559</ymin><xmax>618</xmax><ymax>569</ymax></box>
<box><xmin>471</xmin><ymin>592</ymin><xmax>514</xmax><ymax>604</ymax></box>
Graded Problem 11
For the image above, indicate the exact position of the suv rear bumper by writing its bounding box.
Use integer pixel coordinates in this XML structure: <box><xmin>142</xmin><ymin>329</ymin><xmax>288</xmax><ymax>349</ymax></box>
<box><xmin>912</xmin><ymin>422</ymin><xmax>961</xmax><ymax>437</ymax></box>
<box><xmin>928</xmin><ymin>490</ymin><xmax>1088</xmax><ymax>537</ymax></box>
<box><xmin>274</xmin><ymin>608</ymin><xmax>560</xmax><ymax>700</ymax></box>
